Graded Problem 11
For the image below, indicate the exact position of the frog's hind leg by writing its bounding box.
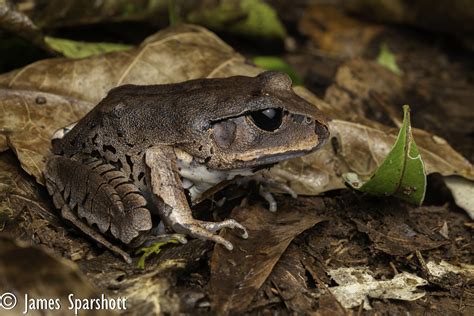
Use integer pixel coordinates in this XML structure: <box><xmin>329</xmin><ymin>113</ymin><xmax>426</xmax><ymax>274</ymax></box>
<box><xmin>44</xmin><ymin>155</ymin><xmax>153</xmax><ymax>262</ymax></box>
<box><xmin>59</xmin><ymin>203</ymin><xmax>132</xmax><ymax>263</ymax></box>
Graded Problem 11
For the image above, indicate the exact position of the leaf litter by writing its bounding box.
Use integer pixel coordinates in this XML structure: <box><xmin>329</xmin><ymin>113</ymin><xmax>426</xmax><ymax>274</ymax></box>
<box><xmin>0</xmin><ymin>22</ymin><xmax>473</xmax><ymax>315</ymax></box>
<box><xmin>328</xmin><ymin>267</ymin><xmax>427</xmax><ymax>310</ymax></box>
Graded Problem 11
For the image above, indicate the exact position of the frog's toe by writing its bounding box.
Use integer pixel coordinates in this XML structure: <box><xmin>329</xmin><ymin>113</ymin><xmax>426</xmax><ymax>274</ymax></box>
<box><xmin>236</xmin><ymin>173</ymin><xmax>297</xmax><ymax>212</ymax></box>
<box><xmin>261</xmin><ymin>179</ymin><xmax>297</xmax><ymax>212</ymax></box>
<box><xmin>173</xmin><ymin>219</ymin><xmax>248</xmax><ymax>250</ymax></box>
<box><xmin>201</xmin><ymin>219</ymin><xmax>248</xmax><ymax>239</ymax></box>
<box><xmin>259</xmin><ymin>185</ymin><xmax>277</xmax><ymax>212</ymax></box>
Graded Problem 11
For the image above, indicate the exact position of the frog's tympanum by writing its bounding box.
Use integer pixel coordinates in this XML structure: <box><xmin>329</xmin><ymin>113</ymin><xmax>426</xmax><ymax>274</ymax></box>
<box><xmin>44</xmin><ymin>71</ymin><xmax>329</xmax><ymax>262</ymax></box>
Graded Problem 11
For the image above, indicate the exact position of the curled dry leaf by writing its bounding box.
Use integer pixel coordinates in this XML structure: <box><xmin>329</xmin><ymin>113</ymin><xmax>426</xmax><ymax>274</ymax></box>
<box><xmin>210</xmin><ymin>200</ymin><xmax>327</xmax><ymax>314</ymax></box>
<box><xmin>267</xmin><ymin>244</ymin><xmax>317</xmax><ymax>313</ymax></box>
<box><xmin>0</xmin><ymin>236</ymin><xmax>104</xmax><ymax>315</ymax></box>
<box><xmin>0</xmin><ymin>89</ymin><xmax>90</xmax><ymax>183</ymax></box>
<box><xmin>444</xmin><ymin>176</ymin><xmax>474</xmax><ymax>219</ymax></box>
<box><xmin>328</xmin><ymin>267</ymin><xmax>427</xmax><ymax>310</ymax></box>
<box><xmin>0</xmin><ymin>151</ymin><xmax>93</xmax><ymax>259</ymax></box>
<box><xmin>0</xmin><ymin>0</ymin><xmax>46</xmax><ymax>48</ymax></box>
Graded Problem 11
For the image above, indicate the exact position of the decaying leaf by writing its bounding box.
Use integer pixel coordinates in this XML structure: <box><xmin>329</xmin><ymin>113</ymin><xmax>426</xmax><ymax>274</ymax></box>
<box><xmin>426</xmin><ymin>260</ymin><xmax>474</xmax><ymax>280</ymax></box>
<box><xmin>0</xmin><ymin>236</ymin><xmax>108</xmax><ymax>315</ymax></box>
<box><xmin>354</xmin><ymin>218</ymin><xmax>449</xmax><ymax>256</ymax></box>
<box><xmin>0</xmin><ymin>151</ymin><xmax>92</xmax><ymax>259</ymax></box>
<box><xmin>344</xmin><ymin>105</ymin><xmax>426</xmax><ymax>205</ymax></box>
<box><xmin>444</xmin><ymin>176</ymin><xmax>474</xmax><ymax>219</ymax></box>
<box><xmin>0</xmin><ymin>150</ymin><xmax>56</xmax><ymax>224</ymax></box>
<box><xmin>210</xmin><ymin>200</ymin><xmax>327</xmax><ymax>314</ymax></box>
<box><xmin>0</xmin><ymin>89</ymin><xmax>91</xmax><ymax>182</ymax></box>
<box><xmin>267</xmin><ymin>244</ymin><xmax>317</xmax><ymax>313</ymax></box>
<box><xmin>328</xmin><ymin>267</ymin><xmax>427</xmax><ymax>310</ymax></box>
<box><xmin>0</xmin><ymin>0</ymin><xmax>46</xmax><ymax>49</ymax></box>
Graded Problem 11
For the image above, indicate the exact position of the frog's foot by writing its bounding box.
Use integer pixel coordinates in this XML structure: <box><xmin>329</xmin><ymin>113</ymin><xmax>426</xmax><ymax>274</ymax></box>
<box><xmin>237</xmin><ymin>174</ymin><xmax>297</xmax><ymax>212</ymax></box>
<box><xmin>173</xmin><ymin>219</ymin><xmax>248</xmax><ymax>251</ymax></box>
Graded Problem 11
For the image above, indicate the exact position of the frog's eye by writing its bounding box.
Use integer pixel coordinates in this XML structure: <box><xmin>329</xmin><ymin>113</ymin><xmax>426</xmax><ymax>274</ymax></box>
<box><xmin>249</xmin><ymin>108</ymin><xmax>283</xmax><ymax>132</ymax></box>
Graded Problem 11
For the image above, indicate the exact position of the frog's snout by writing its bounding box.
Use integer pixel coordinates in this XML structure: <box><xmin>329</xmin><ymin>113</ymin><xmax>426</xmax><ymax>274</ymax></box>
<box><xmin>314</xmin><ymin>123</ymin><xmax>330</xmax><ymax>149</ymax></box>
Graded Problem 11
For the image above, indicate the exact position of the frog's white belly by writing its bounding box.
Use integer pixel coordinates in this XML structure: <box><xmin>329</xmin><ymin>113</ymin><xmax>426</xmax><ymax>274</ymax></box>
<box><xmin>176</xmin><ymin>149</ymin><xmax>254</xmax><ymax>201</ymax></box>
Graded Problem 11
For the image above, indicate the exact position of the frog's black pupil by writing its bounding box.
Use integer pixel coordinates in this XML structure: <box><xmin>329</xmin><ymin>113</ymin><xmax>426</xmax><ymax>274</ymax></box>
<box><xmin>250</xmin><ymin>108</ymin><xmax>283</xmax><ymax>131</ymax></box>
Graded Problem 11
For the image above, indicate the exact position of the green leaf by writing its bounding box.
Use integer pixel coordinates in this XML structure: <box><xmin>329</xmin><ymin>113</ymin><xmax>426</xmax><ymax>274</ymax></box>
<box><xmin>136</xmin><ymin>239</ymin><xmax>180</xmax><ymax>269</ymax></box>
<box><xmin>187</xmin><ymin>0</ymin><xmax>286</xmax><ymax>40</ymax></box>
<box><xmin>253</xmin><ymin>56</ymin><xmax>302</xmax><ymax>85</ymax></box>
<box><xmin>44</xmin><ymin>37</ymin><xmax>132</xmax><ymax>59</ymax></box>
<box><xmin>376</xmin><ymin>43</ymin><xmax>402</xmax><ymax>75</ymax></box>
<box><xmin>344</xmin><ymin>105</ymin><xmax>426</xmax><ymax>205</ymax></box>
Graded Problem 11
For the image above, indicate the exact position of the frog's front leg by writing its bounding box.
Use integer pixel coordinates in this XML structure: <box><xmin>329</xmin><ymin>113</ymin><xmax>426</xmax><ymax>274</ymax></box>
<box><xmin>145</xmin><ymin>145</ymin><xmax>248</xmax><ymax>250</ymax></box>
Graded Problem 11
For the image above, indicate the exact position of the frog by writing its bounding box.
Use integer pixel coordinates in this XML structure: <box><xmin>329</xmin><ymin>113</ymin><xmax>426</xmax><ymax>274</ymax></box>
<box><xmin>44</xmin><ymin>71</ymin><xmax>329</xmax><ymax>262</ymax></box>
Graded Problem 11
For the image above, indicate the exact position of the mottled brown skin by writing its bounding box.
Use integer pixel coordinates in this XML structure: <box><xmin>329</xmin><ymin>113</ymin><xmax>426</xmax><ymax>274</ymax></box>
<box><xmin>44</xmin><ymin>71</ymin><xmax>329</xmax><ymax>262</ymax></box>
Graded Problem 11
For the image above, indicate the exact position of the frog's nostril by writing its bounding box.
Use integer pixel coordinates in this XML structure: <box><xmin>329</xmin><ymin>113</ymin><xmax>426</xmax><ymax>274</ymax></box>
<box><xmin>291</xmin><ymin>114</ymin><xmax>304</xmax><ymax>124</ymax></box>
<box><xmin>315</xmin><ymin>123</ymin><xmax>329</xmax><ymax>141</ymax></box>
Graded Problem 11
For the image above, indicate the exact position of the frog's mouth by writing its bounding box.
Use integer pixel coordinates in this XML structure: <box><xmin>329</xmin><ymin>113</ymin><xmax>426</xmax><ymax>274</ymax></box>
<box><xmin>231</xmin><ymin>137</ymin><xmax>327</xmax><ymax>170</ymax></box>
<box><xmin>248</xmin><ymin>146</ymin><xmax>319</xmax><ymax>166</ymax></box>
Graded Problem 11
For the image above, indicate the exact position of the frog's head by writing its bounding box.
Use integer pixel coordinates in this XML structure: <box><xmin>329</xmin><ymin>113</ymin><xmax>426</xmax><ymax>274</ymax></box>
<box><xmin>183</xmin><ymin>71</ymin><xmax>330</xmax><ymax>170</ymax></box>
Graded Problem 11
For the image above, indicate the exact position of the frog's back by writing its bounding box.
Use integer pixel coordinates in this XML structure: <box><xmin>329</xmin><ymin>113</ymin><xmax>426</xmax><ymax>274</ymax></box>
<box><xmin>53</xmin><ymin>84</ymin><xmax>180</xmax><ymax>157</ymax></box>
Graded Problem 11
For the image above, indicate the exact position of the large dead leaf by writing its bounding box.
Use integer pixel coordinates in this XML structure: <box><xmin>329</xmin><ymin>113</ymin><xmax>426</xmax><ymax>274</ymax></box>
<box><xmin>354</xmin><ymin>218</ymin><xmax>449</xmax><ymax>257</ymax></box>
<box><xmin>0</xmin><ymin>151</ymin><xmax>92</xmax><ymax>259</ymax></box>
<box><xmin>0</xmin><ymin>236</ymin><xmax>108</xmax><ymax>315</ymax></box>
<box><xmin>80</xmin><ymin>239</ymin><xmax>212</xmax><ymax>315</ymax></box>
<box><xmin>328</xmin><ymin>267</ymin><xmax>427</xmax><ymax>310</ymax></box>
<box><xmin>267</xmin><ymin>244</ymin><xmax>317</xmax><ymax>313</ymax></box>
<box><xmin>209</xmin><ymin>200</ymin><xmax>327</xmax><ymax>314</ymax></box>
<box><xmin>0</xmin><ymin>89</ymin><xmax>90</xmax><ymax>182</ymax></box>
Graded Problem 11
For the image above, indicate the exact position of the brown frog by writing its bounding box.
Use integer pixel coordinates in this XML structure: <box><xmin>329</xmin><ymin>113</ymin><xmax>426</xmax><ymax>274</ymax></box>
<box><xmin>44</xmin><ymin>71</ymin><xmax>329</xmax><ymax>262</ymax></box>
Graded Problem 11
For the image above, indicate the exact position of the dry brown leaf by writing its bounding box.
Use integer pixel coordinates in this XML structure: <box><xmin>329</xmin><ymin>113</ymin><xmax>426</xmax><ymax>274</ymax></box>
<box><xmin>298</xmin><ymin>5</ymin><xmax>383</xmax><ymax>58</ymax></box>
<box><xmin>0</xmin><ymin>151</ymin><xmax>56</xmax><ymax>225</ymax></box>
<box><xmin>268</xmin><ymin>244</ymin><xmax>317</xmax><ymax>313</ymax></box>
<box><xmin>0</xmin><ymin>236</ymin><xmax>106</xmax><ymax>315</ymax></box>
<box><xmin>209</xmin><ymin>200</ymin><xmax>327</xmax><ymax>314</ymax></box>
<box><xmin>0</xmin><ymin>151</ymin><xmax>92</xmax><ymax>259</ymax></box>
<box><xmin>354</xmin><ymin>219</ymin><xmax>449</xmax><ymax>256</ymax></box>
<box><xmin>0</xmin><ymin>89</ymin><xmax>90</xmax><ymax>182</ymax></box>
